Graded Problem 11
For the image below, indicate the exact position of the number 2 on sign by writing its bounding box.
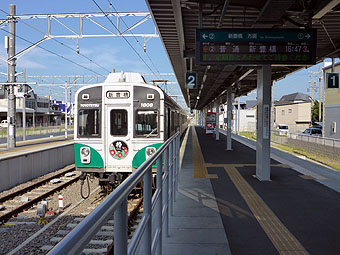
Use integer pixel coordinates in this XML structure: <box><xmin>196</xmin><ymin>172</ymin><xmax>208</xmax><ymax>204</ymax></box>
<box><xmin>187</xmin><ymin>75</ymin><xmax>195</xmax><ymax>88</ymax></box>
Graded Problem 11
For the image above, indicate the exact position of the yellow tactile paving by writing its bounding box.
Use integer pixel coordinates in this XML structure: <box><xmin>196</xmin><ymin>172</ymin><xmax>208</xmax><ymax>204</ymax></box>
<box><xmin>187</xmin><ymin>127</ymin><xmax>309</xmax><ymax>253</ymax></box>
<box><xmin>216</xmin><ymin>163</ymin><xmax>310</xmax><ymax>255</ymax></box>
<box><xmin>191</xmin><ymin>126</ymin><xmax>217</xmax><ymax>179</ymax></box>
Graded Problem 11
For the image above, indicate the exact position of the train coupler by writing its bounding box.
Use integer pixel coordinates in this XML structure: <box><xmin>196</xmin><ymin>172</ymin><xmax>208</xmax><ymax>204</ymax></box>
<box><xmin>108</xmin><ymin>173</ymin><xmax>123</xmax><ymax>186</ymax></box>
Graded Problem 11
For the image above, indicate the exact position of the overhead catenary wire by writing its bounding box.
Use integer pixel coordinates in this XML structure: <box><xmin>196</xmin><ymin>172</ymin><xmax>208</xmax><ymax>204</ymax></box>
<box><xmin>0</xmin><ymin>7</ymin><xmax>110</xmax><ymax>74</ymax></box>
<box><xmin>106</xmin><ymin>1</ymin><xmax>177</xmax><ymax>95</ymax></box>
<box><xmin>107</xmin><ymin>1</ymin><xmax>162</xmax><ymax>77</ymax></box>
<box><xmin>18</xmin><ymin>19</ymin><xmax>111</xmax><ymax>74</ymax></box>
<box><xmin>91</xmin><ymin>0</ymin><xmax>161</xmax><ymax>81</ymax></box>
<box><xmin>0</xmin><ymin>26</ymin><xmax>103</xmax><ymax>75</ymax></box>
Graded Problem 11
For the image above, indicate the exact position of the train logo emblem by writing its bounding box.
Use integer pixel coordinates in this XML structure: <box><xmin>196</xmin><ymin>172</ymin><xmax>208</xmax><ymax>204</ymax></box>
<box><xmin>109</xmin><ymin>140</ymin><xmax>129</xmax><ymax>160</ymax></box>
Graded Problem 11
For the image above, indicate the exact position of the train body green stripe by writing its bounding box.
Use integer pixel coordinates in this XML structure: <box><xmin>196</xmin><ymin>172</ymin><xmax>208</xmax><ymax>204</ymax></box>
<box><xmin>74</xmin><ymin>143</ymin><xmax>104</xmax><ymax>168</ymax></box>
<box><xmin>132</xmin><ymin>143</ymin><xmax>163</xmax><ymax>168</ymax></box>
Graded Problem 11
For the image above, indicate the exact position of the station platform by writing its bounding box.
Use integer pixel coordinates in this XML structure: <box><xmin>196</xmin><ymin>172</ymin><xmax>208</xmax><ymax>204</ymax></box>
<box><xmin>0</xmin><ymin>135</ymin><xmax>73</xmax><ymax>160</ymax></box>
<box><xmin>164</xmin><ymin>126</ymin><xmax>340</xmax><ymax>255</ymax></box>
<box><xmin>0</xmin><ymin>135</ymin><xmax>74</xmax><ymax>192</ymax></box>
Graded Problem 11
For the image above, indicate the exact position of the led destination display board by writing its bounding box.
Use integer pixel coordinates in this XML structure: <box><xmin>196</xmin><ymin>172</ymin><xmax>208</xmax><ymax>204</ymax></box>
<box><xmin>196</xmin><ymin>28</ymin><xmax>317</xmax><ymax>65</ymax></box>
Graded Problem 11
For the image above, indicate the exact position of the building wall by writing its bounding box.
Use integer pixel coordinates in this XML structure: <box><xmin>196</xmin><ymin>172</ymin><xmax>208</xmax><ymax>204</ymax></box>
<box><xmin>324</xmin><ymin>105</ymin><xmax>340</xmax><ymax>139</ymax></box>
<box><xmin>324</xmin><ymin>64</ymin><xmax>340</xmax><ymax>139</ymax></box>
<box><xmin>239</xmin><ymin>109</ymin><xmax>256</xmax><ymax>132</ymax></box>
<box><xmin>275</xmin><ymin>102</ymin><xmax>312</xmax><ymax>133</ymax></box>
<box><xmin>229</xmin><ymin>108</ymin><xmax>256</xmax><ymax>132</ymax></box>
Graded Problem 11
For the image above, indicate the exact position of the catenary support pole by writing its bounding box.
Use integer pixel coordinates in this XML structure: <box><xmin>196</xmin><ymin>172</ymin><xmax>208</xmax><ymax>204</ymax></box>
<box><xmin>226</xmin><ymin>86</ymin><xmax>232</xmax><ymax>150</ymax></box>
<box><xmin>64</xmin><ymin>82</ymin><xmax>68</xmax><ymax>139</ymax></box>
<box><xmin>22</xmin><ymin>68</ymin><xmax>26</xmax><ymax>141</ymax></box>
<box><xmin>256</xmin><ymin>65</ymin><xmax>272</xmax><ymax>181</ymax></box>
<box><xmin>7</xmin><ymin>4</ymin><xmax>16</xmax><ymax>149</ymax></box>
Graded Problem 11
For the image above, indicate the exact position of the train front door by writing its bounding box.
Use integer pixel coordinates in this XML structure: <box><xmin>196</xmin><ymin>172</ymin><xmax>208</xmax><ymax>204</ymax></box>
<box><xmin>105</xmin><ymin>105</ymin><xmax>133</xmax><ymax>172</ymax></box>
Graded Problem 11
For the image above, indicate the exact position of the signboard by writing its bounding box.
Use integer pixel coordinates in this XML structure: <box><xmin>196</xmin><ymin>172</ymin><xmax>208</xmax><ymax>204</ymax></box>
<box><xmin>263</xmin><ymin>104</ymin><xmax>270</xmax><ymax>139</ymax></box>
<box><xmin>327</xmin><ymin>73</ymin><xmax>339</xmax><ymax>88</ymax></box>
<box><xmin>185</xmin><ymin>72</ymin><xmax>197</xmax><ymax>89</ymax></box>
<box><xmin>106</xmin><ymin>91</ymin><xmax>130</xmax><ymax>99</ymax></box>
<box><xmin>196</xmin><ymin>28</ymin><xmax>317</xmax><ymax>65</ymax></box>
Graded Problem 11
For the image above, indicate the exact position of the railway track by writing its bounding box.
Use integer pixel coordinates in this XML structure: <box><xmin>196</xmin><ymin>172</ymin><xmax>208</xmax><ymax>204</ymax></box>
<box><xmin>106</xmin><ymin>195</ymin><xmax>144</xmax><ymax>254</ymax></box>
<box><xmin>1</xmin><ymin>166</ymin><xmax>145</xmax><ymax>255</ymax></box>
<box><xmin>0</xmin><ymin>164</ymin><xmax>78</xmax><ymax>224</ymax></box>
<box><xmin>40</xmin><ymin>194</ymin><xmax>144</xmax><ymax>254</ymax></box>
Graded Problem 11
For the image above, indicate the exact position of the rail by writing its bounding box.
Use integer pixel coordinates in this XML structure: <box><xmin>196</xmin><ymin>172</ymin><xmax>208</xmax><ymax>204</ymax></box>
<box><xmin>48</xmin><ymin>132</ymin><xmax>181</xmax><ymax>255</ymax></box>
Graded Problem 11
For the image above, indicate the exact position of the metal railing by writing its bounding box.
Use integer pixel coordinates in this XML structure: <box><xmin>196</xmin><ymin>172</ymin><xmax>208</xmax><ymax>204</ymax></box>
<box><xmin>271</xmin><ymin>132</ymin><xmax>340</xmax><ymax>159</ymax></box>
<box><xmin>48</xmin><ymin>132</ymin><xmax>180</xmax><ymax>255</ymax></box>
<box><xmin>0</xmin><ymin>125</ymin><xmax>74</xmax><ymax>138</ymax></box>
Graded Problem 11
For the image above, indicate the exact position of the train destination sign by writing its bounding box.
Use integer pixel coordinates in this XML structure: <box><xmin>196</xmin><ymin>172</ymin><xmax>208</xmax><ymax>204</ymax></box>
<box><xmin>196</xmin><ymin>28</ymin><xmax>317</xmax><ymax>65</ymax></box>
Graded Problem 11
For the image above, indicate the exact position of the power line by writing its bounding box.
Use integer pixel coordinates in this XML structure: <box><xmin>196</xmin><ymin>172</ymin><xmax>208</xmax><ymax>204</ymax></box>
<box><xmin>106</xmin><ymin>1</ymin><xmax>178</xmax><ymax>95</ymax></box>
<box><xmin>18</xmin><ymin>19</ymin><xmax>111</xmax><ymax>73</ymax></box>
<box><xmin>0</xmin><ymin>7</ymin><xmax>110</xmax><ymax>74</ymax></box>
<box><xmin>0</xmin><ymin>27</ymin><xmax>103</xmax><ymax>75</ymax></box>
<box><xmin>91</xmin><ymin>0</ymin><xmax>160</xmax><ymax>80</ymax></box>
<box><xmin>107</xmin><ymin>1</ymin><xmax>162</xmax><ymax>78</ymax></box>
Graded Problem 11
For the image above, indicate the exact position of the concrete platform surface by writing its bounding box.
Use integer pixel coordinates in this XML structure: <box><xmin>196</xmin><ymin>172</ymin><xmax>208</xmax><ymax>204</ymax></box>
<box><xmin>163</xmin><ymin>126</ymin><xmax>340</xmax><ymax>255</ymax></box>
<box><xmin>162</xmin><ymin>127</ymin><xmax>231</xmax><ymax>255</ymax></box>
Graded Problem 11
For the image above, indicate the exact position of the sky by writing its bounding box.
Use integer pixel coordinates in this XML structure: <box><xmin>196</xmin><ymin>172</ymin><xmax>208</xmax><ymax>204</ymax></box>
<box><xmin>0</xmin><ymin>0</ymin><xmax>184</xmax><ymax>106</ymax></box>
<box><xmin>0</xmin><ymin>0</ymin><xmax>338</xmax><ymax>109</ymax></box>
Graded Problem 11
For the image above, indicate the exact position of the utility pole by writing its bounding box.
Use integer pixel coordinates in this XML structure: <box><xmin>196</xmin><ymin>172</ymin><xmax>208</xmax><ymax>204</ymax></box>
<box><xmin>69</xmin><ymin>80</ymin><xmax>72</xmax><ymax>126</ymax></box>
<box><xmin>318</xmin><ymin>65</ymin><xmax>322</xmax><ymax>122</ymax></box>
<box><xmin>308</xmin><ymin>69</ymin><xmax>316</xmax><ymax>101</ymax></box>
<box><xmin>308</xmin><ymin>68</ymin><xmax>318</xmax><ymax>125</ymax></box>
<box><xmin>22</xmin><ymin>68</ymin><xmax>26</xmax><ymax>141</ymax></box>
<box><xmin>64</xmin><ymin>82</ymin><xmax>68</xmax><ymax>139</ymax></box>
<box><xmin>7</xmin><ymin>4</ymin><xmax>17</xmax><ymax>149</ymax></box>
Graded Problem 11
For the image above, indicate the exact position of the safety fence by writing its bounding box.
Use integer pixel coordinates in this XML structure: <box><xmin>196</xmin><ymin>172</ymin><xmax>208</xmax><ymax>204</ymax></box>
<box><xmin>271</xmin><ymin>132</ymin><xmax>340</xmax><ymax>159</ymax></box>
<box><xmin>0</xmin><ymin>125</ymin><xmax>74</xmax><ymax>138</ymax></box>
<box><xmin>48</xmin><ymin>132</ymin><xmax>180</xmax><ymax>255</ymax></box>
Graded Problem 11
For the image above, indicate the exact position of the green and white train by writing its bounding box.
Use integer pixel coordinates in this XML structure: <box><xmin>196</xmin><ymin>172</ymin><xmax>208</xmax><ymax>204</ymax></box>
<box><xmin>74</xmin><ymin>72</ymin><xmax>187</xmax><ymax>194</ymax></box>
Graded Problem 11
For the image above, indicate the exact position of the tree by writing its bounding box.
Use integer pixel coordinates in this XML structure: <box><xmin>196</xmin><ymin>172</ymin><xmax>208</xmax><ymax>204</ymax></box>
<box><xmin>312</xmin><ymin>100</ymin><xmax>323</xmax><ymax>124</ymax></box>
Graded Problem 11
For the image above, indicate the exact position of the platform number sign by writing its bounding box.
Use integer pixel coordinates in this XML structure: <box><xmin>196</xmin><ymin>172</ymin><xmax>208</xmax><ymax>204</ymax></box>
<box><xmin>186</xmin><ymin>72</ymin><xmax>197</xmax><ymax>89</ymax></box>
<box><xmin>327</xmin><ymin>73</ymin><xmax>339</xmax><ymax>88</ymax></box>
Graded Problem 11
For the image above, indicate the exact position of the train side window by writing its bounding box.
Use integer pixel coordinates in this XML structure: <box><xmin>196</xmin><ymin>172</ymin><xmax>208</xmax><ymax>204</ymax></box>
<box><xmin>135</xmin><ymin>110</ymin><xmax>158</xmax><ymax>137</ymax></box>
<box><xmin>110</xmin><ymin>109</ymin><xmax>128</xmax><ymax>136</ymax></box>
<box><xmin>78</xmin><ymin>109</ymin><xmax>101</xmax><ymax>137</ymax></box>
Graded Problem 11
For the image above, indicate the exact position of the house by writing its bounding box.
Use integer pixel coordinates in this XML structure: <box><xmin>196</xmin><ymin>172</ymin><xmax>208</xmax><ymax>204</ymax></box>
<box><xmin>323</xmin><ymin>62</ymin><xmax>340</xmax><ymax>139</ymax></box>
<box><xmin>274</xmin><ymin>92</ymin><xmax>313</xmax><ymax>133</ymax></box>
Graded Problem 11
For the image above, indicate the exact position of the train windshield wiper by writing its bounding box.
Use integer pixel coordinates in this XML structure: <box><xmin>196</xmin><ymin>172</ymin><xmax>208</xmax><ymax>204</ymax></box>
<box><xmin>146</xmin><ymin>128</ymin><xmax>157</xmax><ymax>138</ymax></box>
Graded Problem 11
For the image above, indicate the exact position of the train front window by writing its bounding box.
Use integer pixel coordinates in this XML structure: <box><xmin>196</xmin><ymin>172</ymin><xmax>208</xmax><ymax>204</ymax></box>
<box><xmin>110</xmin><ymin>109</ymin><xmax>128</xmax><ymax>136</ymax></box>
<box><xmin>78</xmin><ymin>109</ymin><xmax>101</xmax><ymax>137</ymax></box>
<box><xmin>135</xmin><ymin>110</ymin><xmax>158</xmax><ymax>137</ymax></box>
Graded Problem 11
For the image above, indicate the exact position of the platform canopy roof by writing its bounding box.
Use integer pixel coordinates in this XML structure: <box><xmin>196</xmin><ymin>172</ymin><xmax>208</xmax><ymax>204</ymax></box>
<box><xmin>146</xmin><ymin>0</ymin><xmax>340</xmax><ymax>110</ymax></box>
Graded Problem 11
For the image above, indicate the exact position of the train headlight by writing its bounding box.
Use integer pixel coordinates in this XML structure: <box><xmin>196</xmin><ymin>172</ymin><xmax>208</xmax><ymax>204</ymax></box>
<box><xmin>80</xmin><ymin>147</ymin><xmax>91</xmax><ymax>164</ymax></box>
<box><xmin>146</xmin><ymin>147</ymin><xmax>156</xmax><ymax>159</ymax></box>
<box><xmin>81</xmin><ymin>147</ymin><xmax>90</xmax><ymax>157</ymax></box>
